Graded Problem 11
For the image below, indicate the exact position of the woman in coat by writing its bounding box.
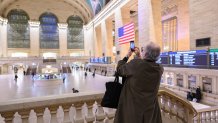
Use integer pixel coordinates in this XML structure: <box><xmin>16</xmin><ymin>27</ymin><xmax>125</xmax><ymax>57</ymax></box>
<box><xmin>114</xmin><ymin>42</ymin><xmax>163</xmax><ymax>123</ymax></box>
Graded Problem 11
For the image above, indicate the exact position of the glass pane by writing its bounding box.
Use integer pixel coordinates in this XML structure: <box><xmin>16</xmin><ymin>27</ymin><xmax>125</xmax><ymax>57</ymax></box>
<box><xmin>40</xmin><ymin>13</ymin><xmax>59</xmax><ymax>49</ymax></box>
<box><xmin>7</xmin><ymin>9</ymin><xmax>30</xmax><ymax>48</ymax></box>
<box><xmin>67</xmin><ymin>16</ymin><xmax>84</xmax><ymax>49</ymax></box>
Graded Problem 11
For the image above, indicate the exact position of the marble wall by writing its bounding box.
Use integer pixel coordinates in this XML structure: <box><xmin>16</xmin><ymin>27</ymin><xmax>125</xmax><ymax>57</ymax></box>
<box><xmin>189</xmin><ymin>0</ymin><xmax>218</xmax><ymax>50</ymax></box>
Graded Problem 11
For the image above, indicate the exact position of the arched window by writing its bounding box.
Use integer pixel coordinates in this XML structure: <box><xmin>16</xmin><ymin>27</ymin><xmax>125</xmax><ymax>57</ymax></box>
<box><xmin>67</xmin><ymin>15</ymin><xmax>84</xmax><ymax>49</ymax></box>
<box><xmin>7</xmin><ymin>9</ymin><xmax>30</xmax><ymax>48</ymax></box>
<box><xmin>39</xmin><ymin>12</ymin><xmax>59</xmax><ymax>49</ymax></box>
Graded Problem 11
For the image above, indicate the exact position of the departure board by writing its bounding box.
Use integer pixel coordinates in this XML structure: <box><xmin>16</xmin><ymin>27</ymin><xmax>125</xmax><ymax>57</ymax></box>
<box><xmin>209</xmin><ymin>49</ymin><xmax>218</xmax><ymax>68</ymax></box>
<box><xmin>183</xmin><ymin>50</ymin><xmax>207</xmax><ymax>67</ymax></box>
<box><xmin>157</xmin><ymin>52</ymin><xmax>169</xmax><ymax>64</ymax></box>
<box><xmin>169</xmin><ymin>51</ymin><xmax>183</xmax><ymax>65</ymax></box>
<box><xmin>169</xmin><ymin>50</ymin><xmax>208</xmax><ymax>67</ymax></box>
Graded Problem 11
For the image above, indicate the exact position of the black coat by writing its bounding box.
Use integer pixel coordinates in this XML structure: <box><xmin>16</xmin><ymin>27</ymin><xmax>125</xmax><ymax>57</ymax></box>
<box><xmin>114</xmin><ymin>58</ymin><xmax>163</xmax><ymax>123</ymax></box>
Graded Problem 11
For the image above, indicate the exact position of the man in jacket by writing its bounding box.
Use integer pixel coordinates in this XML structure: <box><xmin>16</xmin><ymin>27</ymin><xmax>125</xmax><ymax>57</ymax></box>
<box><xmin>114</xmin><ymin>42</ymin><xmax>163</xmax><ymax>123</ymax></box>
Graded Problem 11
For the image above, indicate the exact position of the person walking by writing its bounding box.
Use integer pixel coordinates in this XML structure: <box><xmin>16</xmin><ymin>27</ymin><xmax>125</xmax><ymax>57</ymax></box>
<box><xmin>114</xmin><ymin>42</ymin><xmax>163</xmax><ymax>123</ymax></box>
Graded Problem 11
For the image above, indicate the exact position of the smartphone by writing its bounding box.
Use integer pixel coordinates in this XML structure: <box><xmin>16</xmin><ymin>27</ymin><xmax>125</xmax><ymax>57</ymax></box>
<box><xmin>130</xmin><ymin>41</ymin><xmax>135</xmax><ymax>51</ymax></box>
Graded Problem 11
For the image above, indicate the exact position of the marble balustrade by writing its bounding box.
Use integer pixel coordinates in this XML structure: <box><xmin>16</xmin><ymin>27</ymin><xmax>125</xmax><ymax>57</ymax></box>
<box><xmin>0</xmin><ymin>87</ymin><xmax>197</xmax><ymax>123</ymax></box>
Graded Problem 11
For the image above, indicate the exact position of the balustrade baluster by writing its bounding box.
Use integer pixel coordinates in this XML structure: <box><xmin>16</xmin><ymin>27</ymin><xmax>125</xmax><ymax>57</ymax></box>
<box><xmin>206</xmin><ymin>111</ymin><xmax>211</xmax><ymax>122</ymax></box>
<box><xmin>28</xmin><ymin>110</ymin><xmax>37</xmax><ymax>123</ymax></box>
<box><xmin>69</xmin><ymin>105</ymin><xmax>76</xmax><ymax>123</ymax></box>
<box><xmin>216</xmin><ymin>110</ymin><xmax>218</xmax><ymax>122</ymax></box>
<box><xmin>193</xmin><ymin>114</ymin><xmax>198</xmax><ymax>123</ymax></box>
<box><xmin>201</xmin><ymin>112</ymin><xmax>206</xmax><ymax>123</ymax></box>
<box><xmin>73</xmin><ymin>104</ymin><xmax>84</xmax><ymax>123</ymax></box>
<box><xmin>56</xmin><ymin>106</ymin><xmax>64</xmax><ymax>123</ymax></box>
<box><xmin>94</xmin><ymin>102</ymin><xmax>106</xmax><ymax>123</ymax></box>
<box><xmin>12</xmin><ymin>112</ymin><xmax>22</xmax><ymax>123</ymax></box>
<box><xmin>43</xmin><ymin>107</ymin><xmax>51</xmax><ymax>123</ymax></box>
<box><xmin>0</xmin><ymin>114</ymin><xmax>5</xmax><ymax>123</ymax></box>
<box><xmin>104</xmin><ymin>108</ymin><xmax>116</xmax><ymax>123</ymax></box>
<box><xmin>210</xmin><ymin>110</ymin><xmax>216</xmax><ymax>123</ymax></box>
<box><xmin>83</xmin><ymin>103</ymin><xmax>95</xmax><ymax>123</ymax></box>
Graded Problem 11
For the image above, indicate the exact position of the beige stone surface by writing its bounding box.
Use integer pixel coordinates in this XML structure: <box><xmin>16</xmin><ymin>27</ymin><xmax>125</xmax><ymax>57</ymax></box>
<box><xmin>189</xmin><ymin>0</ymin><xmax>218</xmax><ymax>50</ymax></box>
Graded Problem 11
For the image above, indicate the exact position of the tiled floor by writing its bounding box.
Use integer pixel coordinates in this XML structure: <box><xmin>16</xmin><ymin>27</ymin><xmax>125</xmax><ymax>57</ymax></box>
<box><xmin>0</xmin><ymin>69</ymin><xmax>114</xmax><ymax>102</ymax></box>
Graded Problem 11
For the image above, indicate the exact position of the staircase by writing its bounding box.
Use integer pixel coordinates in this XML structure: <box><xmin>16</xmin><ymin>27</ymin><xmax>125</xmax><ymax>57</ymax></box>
<box><xmin>26</xmin><ymin>67</ymin><xmax>37</xmax><ymax>75</ymax></box>
<box><xmin>62</xmin><ymin>67</ymin><xmax>72</xmax><ymax>73</ymax></box>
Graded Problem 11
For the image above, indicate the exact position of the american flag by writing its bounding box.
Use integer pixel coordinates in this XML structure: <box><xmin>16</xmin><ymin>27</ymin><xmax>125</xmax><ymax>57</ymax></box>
<box><xmin>118</xmin><ymin>22</ymin><xmax>135</xmax><ymax>45</ymax></box>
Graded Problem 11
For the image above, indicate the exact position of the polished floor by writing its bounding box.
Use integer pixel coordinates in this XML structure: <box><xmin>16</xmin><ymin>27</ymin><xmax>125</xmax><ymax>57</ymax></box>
<box><xmin>0</xmin><ymin>69</ymin><xmax>210</xmax><ymax>110</ymax></box>
<box><xmin>0</xmin><ymin>69</ymin><xmax>114</xmax><ymax>102</ymax></box>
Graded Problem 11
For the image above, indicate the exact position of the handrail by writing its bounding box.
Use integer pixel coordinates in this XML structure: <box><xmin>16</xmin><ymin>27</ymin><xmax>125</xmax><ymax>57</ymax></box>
<box><xmin>197</xmin><ymin>106</ymin><xmax>218</xmax><ymax>113</ymax></box>
<box><xmin>158</xmin><ymin>87</ymin><xmax>198</xmax><ymax>117</ymax></box>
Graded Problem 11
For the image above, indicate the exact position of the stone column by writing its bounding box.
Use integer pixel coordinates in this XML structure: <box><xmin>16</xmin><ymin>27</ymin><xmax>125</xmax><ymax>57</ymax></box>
<box><xmin>84</xmin><ymin>23</ymin><xmax>95</xmax><ymax>57</ymax></box>
<box><xmin>114</xmin><ymin>8</ymin><xmax>131</xmax><ymax>62</ymax></box>
<box><xmin>101</xmin><ymin>20</ymin><xmax>113</xmax><ymax>57</ymax></box>
<box><xmin>58</xmin><ymin>23</ymin><xmax>68</xmax><ymax>56</ymax></box>
<box><xmin>0</xmin><ymin>17</ymin><xmax>8</xmax><ymax>57</ymax></box>
<box><xmin>138</xmin><ymin>0</ymin><xmax>162</xmax><ymax>49</ymax></box>
<box><xmin>29</xmin><ymin>21</ymin><xmax>40</xmax><ymax>57</ymax></box>
<box><xmin>94</xmin><ymin>25</ymin><xmax>102</xmax><ymax>57</ymax></box>
<box><xmin>0</xmin><ymin>17</ymin><xmax>3</xmax><ymax>57</ymax></box>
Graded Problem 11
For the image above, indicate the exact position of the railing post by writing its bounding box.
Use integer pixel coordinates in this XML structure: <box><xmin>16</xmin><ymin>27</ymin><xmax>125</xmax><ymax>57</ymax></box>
<box><xmin>12</xmin><ymin>112</ymin><xmax>22</xmax><ymax>123</ymax></box>
<box><xmin>28</xmin><ymin>110</ymin><xmax>37</xmax><ymax>123</ymax></box>
<box><xmin>0</xmin><ymin>114</ymin><xmax>5</xmax><ymax>123</ymax></box>
<box><xmin>56</xmin><ymin>106</ymin><xmax>64</xmax><ymax>123</ymax></box>
<box><xmin>43</xmin><ymin>108</ymin><xmax>51</xmax><ymax>123</ymax></box>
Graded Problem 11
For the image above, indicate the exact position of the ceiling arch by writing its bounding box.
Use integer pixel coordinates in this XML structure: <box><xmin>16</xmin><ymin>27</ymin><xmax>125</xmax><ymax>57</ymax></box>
<box><xmin>0</xmin><ymin>0</ymin><xmax>94</xmax><ymax>24</ymax></box>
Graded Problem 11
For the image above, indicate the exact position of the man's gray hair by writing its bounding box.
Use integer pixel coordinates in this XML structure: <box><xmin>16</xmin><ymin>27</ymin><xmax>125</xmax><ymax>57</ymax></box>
<box><xmin>142</xmin><ymin>42</ymin><xmax>161</xmax><ymax>61</ymax></box>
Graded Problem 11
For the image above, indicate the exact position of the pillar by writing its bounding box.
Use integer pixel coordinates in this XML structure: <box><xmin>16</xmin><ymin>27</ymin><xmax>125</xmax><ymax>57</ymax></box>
<box><xmin>94</xmin><ymin>25</ymin><xmax>102</xmax><ymax>57</ymax></box>
<box><xmin>114</xmin><ymin>8</ymin><xmax>131</xmax><ymax>62</ymax></box>
<box><xmin>84</xmin><ymin>23</ymin><xmax>95</xmax><ymax>57</ymax></box>
<box><xmin>0</xmin><ymin>17</ymin><xmax>8</xmax><ymax>57</ymax></box>
<box><xmin>101</xmin><ymin>20</ymin><xmax>113</xmax><ymax>57</ymax></box>
<box><xmin>29</xmin><ymin>21</ymin><xmax>40</xmax><ymax>57</ymax></box>
<box><xmin>138</xmin><ymin>0</ymin><xmax>162</xmax><ymax>49</ymax></box>
<box><xmin>58</xmin><ymin>23</ymin><xmax>68</xmax><ymax>56</ymax></box>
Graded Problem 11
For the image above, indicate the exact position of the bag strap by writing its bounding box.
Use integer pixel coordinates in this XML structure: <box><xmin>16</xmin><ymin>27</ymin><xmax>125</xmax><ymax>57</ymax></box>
<box><xmin>114</xmin><ymin>71</ymin><xmax>119</xmax><ymax>83</ymax></box>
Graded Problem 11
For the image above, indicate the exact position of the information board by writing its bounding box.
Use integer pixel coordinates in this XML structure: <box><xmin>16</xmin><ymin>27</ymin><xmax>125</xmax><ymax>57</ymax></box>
<box><xmin>209</xmin><ymin>49</ymin><xmax>218</xmax><ymax>68</ymax></box>
<box><xmin>168</xmin><ymin>50</ymin><xmax>207</xmax><ymax>67</ymax></box>
<box><xmin>157</xmin><ymin>52</ymin><xmax>169</xmax><ymax>64</ymax></box>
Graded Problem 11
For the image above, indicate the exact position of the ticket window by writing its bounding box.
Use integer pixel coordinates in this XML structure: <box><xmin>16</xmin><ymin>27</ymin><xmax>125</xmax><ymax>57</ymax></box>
<box><xmin>188</xmin><ymin>75</ymin><xmax>197</xmax><ymax>89</ymax></box>
<box><xmin>176</xmin><ymin>74</ymin><xmax>183</xmax><ymax>87</ymax></box>
<box><xmin>166</xmin><ymin>73</ymin><xmax>173</xmax><ymax>85</ymax></box>
<box><xmin>202</xmin><ymin>77</ymin><xmax>212</xmax><ymax>93</ymax></box>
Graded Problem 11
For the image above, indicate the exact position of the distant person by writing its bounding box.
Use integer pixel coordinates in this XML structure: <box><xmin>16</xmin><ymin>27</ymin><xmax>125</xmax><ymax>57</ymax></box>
<box><xmin>85</xmin><ymin>72</ymin><xmax>87</xmax><ymax>78</ymax></box>
<box><xmin>14</xmin><ymin>74</ymin><xmax>18</xmax><ymax>81</ymax></box>
<box><xmin>63</xmin><ymin>75</ymin><xmax>66</xmax><ymax>83</ymax></box>
<box><xmin>101</xmin><ymin>70</ymin><xmax>104</xmax><ymax>75</ymax></box>
<box><xmin>89</xmin><ymin>68</ymin><xmax>91</xmax><ymax>72</ymax></box>
<box><xmin>31</xmin><ymin>72</ymin><xmax>35</xmax><ymax>78</ymax></box>
<box><xmin>114</xmin><ymin>42</ymin><xmax>163</xmax><ymax>123</ymax></box>
<box><xmin>92</xmin><ymin>72</ymin><xmax>95</xmax><ymax>78</ymax></box>
<box><xmin>23</xmin><ymin>70</ymin><xmax>26</xmax><ymax>76</ymax></box>
<box><xmin>104</xmin><ymin>70</ymin><xmax>107</xmax><ymax>76</ymax></box>
<box><xmin>196</xmin><ymin>86</ymin><xmax>202</xmax><ymax>103</ymax></box>
<box><xmin>187</xmin><ymin>92</ymin><xmax>193</xmax><ymax>101</ymax></box>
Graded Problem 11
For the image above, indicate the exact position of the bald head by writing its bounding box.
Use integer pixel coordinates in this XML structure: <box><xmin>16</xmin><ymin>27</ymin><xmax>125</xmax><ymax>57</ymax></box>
<box><xmin>143</xmin><ymin>42</ymin><xmax>161</xmax><ymax>61</ymax></box>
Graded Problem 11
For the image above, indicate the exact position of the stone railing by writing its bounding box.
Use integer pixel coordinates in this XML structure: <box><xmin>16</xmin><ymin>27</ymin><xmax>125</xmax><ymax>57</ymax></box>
<box><xmin>0</xmin><ymin>88</ymin><xmax>197</xmax><ymax>123</ymax></box>
<box><xmin>193</xmin><ymin>106</ymin><xmax>218</xmax><ymax>123</ymax></box>
<box><xmin>158</xmin><ymin>87</ymin><xmax>197</xmax><ymax>123</ymax></box>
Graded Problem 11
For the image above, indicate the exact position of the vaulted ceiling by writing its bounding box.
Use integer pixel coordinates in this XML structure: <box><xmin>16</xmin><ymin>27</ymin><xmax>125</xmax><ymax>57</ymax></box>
<box><xmin>0</xmin><ymin>0</ymin><xmax>94</xmax><ymax>24</ymax></box>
